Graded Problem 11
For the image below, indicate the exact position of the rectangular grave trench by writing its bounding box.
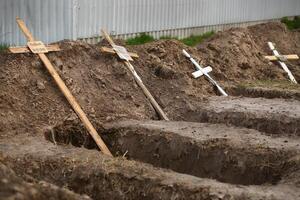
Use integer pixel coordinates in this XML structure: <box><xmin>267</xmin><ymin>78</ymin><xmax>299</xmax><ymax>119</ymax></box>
<box><xmin>226</xmin><ymin>85</ymin><xmax>300</xmax><ymax>100</ymax></box>
<box><xmin>44</xmin><ymin>120</ymin><xmax>298</xmax><ymax>186</ymax></box>
<box><xmin>181</xmin><ymin>96</ymin><xmax>300</xmax><ymax>137</ymax></box>
<box><xmin>182</xmin><ymin>109</ymin><xmax>300</xmax><ymax>136</ymax></box>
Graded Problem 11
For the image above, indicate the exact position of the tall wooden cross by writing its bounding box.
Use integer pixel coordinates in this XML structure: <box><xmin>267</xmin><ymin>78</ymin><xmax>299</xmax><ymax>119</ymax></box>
<box><xmin>265</xmin><ymin>42</ymin><xmax>298</xmax><ymax>84</ymax></box>
<box><xmin>100</xmin><ymin>29</ymin><xmax>169</xmax><ymax>121</ymax></box>
<box><xmin>9</xmin><ymin>18</ymin><xmax>112</xmax><ymax>156</ymax></box>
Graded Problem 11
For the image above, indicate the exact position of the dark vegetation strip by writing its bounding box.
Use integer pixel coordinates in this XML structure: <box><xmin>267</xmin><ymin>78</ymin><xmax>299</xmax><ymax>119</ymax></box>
<box><xmin>0</xmin><ymin>43</ymin><xmax>9</xmax><ymax>52</ymax></box>
<box><xmin>126</xmin><ymin>31</ymin><xmax>215</xmax><ymax>46</ymax></box>
<box><xmin>281</xmin><ymin>16</ymin><xmax>300</xmax><ymax>30</ymax></box>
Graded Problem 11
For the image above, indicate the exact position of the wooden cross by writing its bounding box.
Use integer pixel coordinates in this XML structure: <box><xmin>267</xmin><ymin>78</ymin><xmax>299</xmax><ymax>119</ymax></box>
<box><xmin>265</xmin><ymin>54</ymin><xmax>299</xmax><ymax>61</ymax></box>
<box><xmin>100</xmin><ymin>46</ymin><xmax>139</xmax><ymax>59</ymax></box>
<box><xmin>100</xmin><ymin>29</ymin><xmax>169</xmax><ymax>121</ymax></box>
<box><xmin>265</xmin><ymin>42</ymin><xmax>298</xmax><ymax>84</ymax></box>
<box><xmin>183</xmin><ymin>50</ymin><xmax>228</xmax><ymax>96</ymax></box>
<box><xmin>9</xmin><ymin>43</ymin><xmax>61</xmax><ymax>54</ymax></box>
<box><xmin>10</xmin><ymin>18</ymin><xmax>112</xmax><ymax>156</ymax></box>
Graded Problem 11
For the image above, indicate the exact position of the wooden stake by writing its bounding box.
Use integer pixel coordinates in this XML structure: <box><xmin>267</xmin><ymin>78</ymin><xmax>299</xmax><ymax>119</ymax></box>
<box><xmin>14</xmin><ymin>18</ymin><xmax>112</xmax><ymax>156</ymax></box>
<box><xmin>101</xmin><ymin>29</ymin><xmax>169</xmax><ymax>121</ymax></box>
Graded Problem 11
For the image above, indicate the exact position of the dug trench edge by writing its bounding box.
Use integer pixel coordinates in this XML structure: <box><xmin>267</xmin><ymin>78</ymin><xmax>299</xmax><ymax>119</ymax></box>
<box><xmin>44</xmin><ymin>120</ymin><xmax>300</xmax><ymax>186</ymax></box>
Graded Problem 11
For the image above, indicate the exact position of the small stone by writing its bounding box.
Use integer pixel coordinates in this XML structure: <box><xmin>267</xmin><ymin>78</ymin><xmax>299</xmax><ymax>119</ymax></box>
<box><xmin>53</xmin><ymin>57</ymin><xmax>64</xmax><ymax>70</ymax></box>
<box><xmin>155</xmin><ymin>65</ymin><xmax>176</xmax><ymax>79</ymax></box>
<box><xmin>1</xmin><ymin>178</ymin><xmax>8</xmax><ymax>183</ymax></box>
<box><xmin>106</xmin><ymin>116</ymin><xmax>115</xmax><ymax>121</ymax></box>
<box><xmin>31</xmin><ymin>60</ymin><xmax>41</xmax><ymax>68</ymax></box>
<box><xmin>36</xmin><ymin>80</ymin><xmax>45</xmax><ymax>90</ymax></box>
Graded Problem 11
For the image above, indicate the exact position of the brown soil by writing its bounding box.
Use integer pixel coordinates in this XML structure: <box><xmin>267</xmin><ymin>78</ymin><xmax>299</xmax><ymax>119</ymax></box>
<box><xmin>0</xmin><ymin>162</ymin><xmax>91</xmax><ymax>200</ymax></box>
<box><xmin>1</xmin><ymin>22</ymin><xmax>300</xmax><ymax>137</ymax></box>
<box><xmin>183</xmin><ymin>96</ymin><xmax>300</xmax><ymax>136</ymax></box>
<box><xmin>0</xmin><ymin>41</ymin><xmax>156</xmax><ymax>139</ymax></box>
<box><xmin>45</xmin><ymin>120</ymin><xmax>300</xmax><ymax>186</ymax></box>
<box><xmin>225</xmin><ymin>79</ymin><xmax>300</xmax><ymax>100</ymax></box>
<box><xmin>0</xmin><ymin>22</ymin><xmax>300</xmax><ymax>199</ymax></box>
<box><xmin>196</xmin><ymin>22</ymin><xmax>300</xmax><ymax>82</ymax></box>
<box><xmin>226</xmin><ymin>85</ymin><xmax>300</xmax><ymax>100</ymax></box>
<box><xmin>0</xmin><ymin>131</ymin><xmax>300</xmax><ymax>200</ymax></box>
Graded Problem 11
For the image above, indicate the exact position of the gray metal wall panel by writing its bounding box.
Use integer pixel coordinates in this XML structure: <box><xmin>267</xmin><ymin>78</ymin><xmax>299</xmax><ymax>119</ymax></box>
<box><xmin>1</xmin><ymin>0</ymin><xmax>300</xmax><ymax>45</ymax></box>
<box><xmin>0</xmin><ymin>0</ymin><xmax>74</xmax><ymax>45</ymax></box>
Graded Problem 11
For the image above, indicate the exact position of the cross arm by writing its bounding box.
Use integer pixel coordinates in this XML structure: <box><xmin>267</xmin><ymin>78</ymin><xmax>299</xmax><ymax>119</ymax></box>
<box><xmin>9</xmin><ymin>44</ymin><xmax>61</xmax><ymax>54</ymax></box>
<box><xmin>265</xmin><ymin>55</ymin><xmax>299</xmax><ymax>61</ymax></box>
<box><xmin>100</xmin><ymin>47</ymin><xmax>139</xmax><ymax>58</ymax></box>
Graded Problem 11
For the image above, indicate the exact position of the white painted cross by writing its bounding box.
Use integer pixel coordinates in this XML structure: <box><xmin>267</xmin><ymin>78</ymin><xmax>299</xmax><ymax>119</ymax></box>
<box><xmin>183</xmin><ymin>49</ymin><xmax>228</xmax><ymax>96</ymax></box>
<box><xmin>266</xmin><ymin>42</ymin><xmax>298</xmax><ymax>84</ymax></box>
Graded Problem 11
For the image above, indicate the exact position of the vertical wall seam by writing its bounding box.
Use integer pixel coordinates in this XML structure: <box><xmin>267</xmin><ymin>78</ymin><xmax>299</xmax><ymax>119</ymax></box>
<box><xmin>72</xmin><ymin>0</ymin><xmax>78</xmax><ymax>40</ymax></box>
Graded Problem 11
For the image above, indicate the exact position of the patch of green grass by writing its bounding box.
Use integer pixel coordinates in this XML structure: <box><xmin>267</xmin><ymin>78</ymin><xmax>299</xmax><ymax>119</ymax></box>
<box><xmin>126</xmin><ymin>33</ymin><xmax>155</xmax><ymax>45</ymax></box>
<box><xmin>125</xmin><ymin>31</ymin><xmax>215</xmax><ymax>46</ymax></box>
<box><xmin>0</xmin><ymin>43</ymin><xmax>9</xmax><ymax>52</ymax></box>
<box><xmin>159</xmin><ymin>35</ymin><xmax>178</xmax><ymax>40</ymax></box>
<box><xmin>180</xmin><ymin>31</ymin><xmax>215</xmax><ymax>46</ymax></box>
<box><xmin>281</xmin><ymin>16</ymin><xmax>300</xmax><ymax>30</ymax></box>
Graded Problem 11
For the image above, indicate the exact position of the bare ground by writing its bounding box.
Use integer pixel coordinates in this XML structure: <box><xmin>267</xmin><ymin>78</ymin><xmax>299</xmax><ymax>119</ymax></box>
<box><xmin>1</xmin><ymin>129</ymin><xmax>300</xmax><ymax>199</ymax></box>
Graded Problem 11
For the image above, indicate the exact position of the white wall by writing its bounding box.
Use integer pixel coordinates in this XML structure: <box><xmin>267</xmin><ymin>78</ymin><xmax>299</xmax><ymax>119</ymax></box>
<box><xmin>1</xmin><ymin>0</ymin><xmax>300</xmax><ymax>45</ymax></box>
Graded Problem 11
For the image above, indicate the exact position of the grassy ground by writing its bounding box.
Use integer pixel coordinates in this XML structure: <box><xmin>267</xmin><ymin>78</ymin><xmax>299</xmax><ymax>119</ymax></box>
<box><xmin>126</xmin><ymin>31</ymin><xmax>215</xmax><ymax>46</ymax></box>
<box><xmin>126</xmin><ymin>33</ymin><xmax>155</xmax><ymax>45</ymax></box>
<box><xmin>281</xmin><ymin>16</ymin><xmax>300</xmax><ymax>30</ymax></box>
<box><xmin>0</xmin><ymin>44</ymin><xmax>9</xmax><ymax>52</ymax></box>
<box><xmin>180</xmin><ymin>31</ymin><xmax>214</xmax><ymax>46</ymax></box>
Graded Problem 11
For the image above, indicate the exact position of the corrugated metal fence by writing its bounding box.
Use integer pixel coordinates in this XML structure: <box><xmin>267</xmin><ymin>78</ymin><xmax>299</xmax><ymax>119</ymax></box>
<box><xmin>1</xmin><ymin>0</ymin><xmax>300</xmax><ymax>45</ymax></box>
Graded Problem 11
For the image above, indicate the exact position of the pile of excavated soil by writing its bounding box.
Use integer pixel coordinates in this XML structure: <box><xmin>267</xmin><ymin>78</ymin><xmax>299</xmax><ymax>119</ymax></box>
<box><xmin>1</xmin><ymin>22</ymin><xmax>300</xmax><ymax>139</ymax></box>
<box><xmin>196</xmin><ymin>22</ymin><xmax>300</xmax><ymax>82</ymax></box>
<box><xmin>0</xmin><ymin>42</ymin><xmax>157</xmax><ymax>138</ymax></box>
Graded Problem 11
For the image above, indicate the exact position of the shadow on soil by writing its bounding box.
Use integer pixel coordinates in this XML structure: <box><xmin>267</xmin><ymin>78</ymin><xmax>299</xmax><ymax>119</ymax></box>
<box><xmin>44</xmin><ymin>121</ymin><xmax>297</xmax><ymax>186</ymax></box>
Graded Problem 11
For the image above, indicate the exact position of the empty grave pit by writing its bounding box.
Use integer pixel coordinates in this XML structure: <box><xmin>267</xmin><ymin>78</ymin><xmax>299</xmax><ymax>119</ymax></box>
<box><xmin>182</xmin><ymin>96</ymin><xmax>300</xmax><ymax>136</ymax></box>
<box><xmin>226</xmin><ymin>85</ymin><xmax>300</xmax><ymax>101</ymax></box>
<box><xmin>4</xmin><ymin>135</ymin><xmax>300</xmax><ymax>200</ymax></box>
<box><xmin>44</xmin><ymin>120</ymin><xmax>300</xmax><ymax>186</ymax></box>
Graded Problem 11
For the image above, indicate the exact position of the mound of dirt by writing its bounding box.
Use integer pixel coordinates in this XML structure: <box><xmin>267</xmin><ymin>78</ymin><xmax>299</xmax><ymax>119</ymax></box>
<box><xmin>0</xmin><ymin>41</ymin><xmax>156</xmax><ymax>138</ymax></box>
<box><xmin>0</xmin><ymin>22</ymin><xmax>299</xmax><ymax>139</ymax></box>
<box><xmin>196</xmin><ymin>22</ymin><xmax>300</xmax><ymax>82</ymax></box>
